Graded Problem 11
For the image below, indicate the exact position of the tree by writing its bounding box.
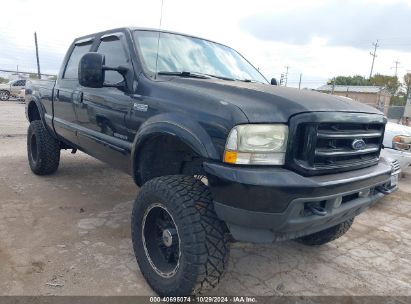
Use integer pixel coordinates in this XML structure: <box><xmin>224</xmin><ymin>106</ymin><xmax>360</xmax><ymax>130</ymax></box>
<box><xmin>326</xmin><ymin>74</ymin><xmax>401</xmax><ymax>96</ymax></box>
<box><xmin>390</xmin><ymin>94</ymin><xmax>407</xmax><ymax>106</ymax></box>
<box><xmin>29</xmin><ymin>73</ymin><xmax>39</xmax><ymax>79</ymax></box>
<box><xmin>48</xmin><ymin>75</ymin><xmax>57</xmax><ymax>80</ymax></box>
<box><xmin>404</xmin><ymin>73</ymin><xmax>411</xmax><ymax>101</ymax></box>
<box><xmin>369</xmin><ymin>74</ymin><xmax>400</xmax><ymax>95</ymax></box>
<box><xmin>0</xmin><ymin>76</ymin><xmax>9</xmax><ymax>84</ymax></box>
<box><xmin>327</xmin><ymin>75</ymin><xmax>369</xmax><ymax>86</ymax></box>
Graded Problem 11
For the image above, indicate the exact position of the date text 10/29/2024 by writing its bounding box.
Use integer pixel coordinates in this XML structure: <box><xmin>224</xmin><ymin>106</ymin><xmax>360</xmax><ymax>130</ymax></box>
<box><xmin>149</xmin><ymin>296</ymin><xmax>257</xmax><ymax>303</ymax></box>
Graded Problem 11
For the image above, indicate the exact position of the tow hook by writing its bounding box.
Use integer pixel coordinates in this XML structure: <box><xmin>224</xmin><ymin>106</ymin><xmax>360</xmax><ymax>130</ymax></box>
<box><xmin>307</xmin><ymin>204</ymin><xmax>327</xmax><ymax>216</ymax></box>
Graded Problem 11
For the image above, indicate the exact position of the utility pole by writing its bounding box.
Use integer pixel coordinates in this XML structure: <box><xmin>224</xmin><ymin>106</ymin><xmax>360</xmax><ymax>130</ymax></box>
<box><xmin>369</xmin><ymin>40</ymin><xmax>379</xmax><ymax>79</ymax></box>
<box><xmin>279</xmin><ymin>74</ymin><xmax>284</xmax><ymax>86</ymax></box>
<box><xmin>34</xmin><ymin>32</ymin><xmax>41</xmax><ymax>79</ymax></box>
<box><xmin>284</xmin><ymin>65</ymin><xmax>290</xmax><ymax>87</ymax></box>
<box><xmin>298</xmin><ymin>73</ymin><xmax>302</xmax><ymax>89</ymax></box>
<box><xmin>406</xmin><ymin>69</ymin><xmax>411</xmax><ymax>102</ymax></box>
<box><xmin>391</xmin><ymin>60</ymin><xmax>401</xmax><ymax>77</ymax></box>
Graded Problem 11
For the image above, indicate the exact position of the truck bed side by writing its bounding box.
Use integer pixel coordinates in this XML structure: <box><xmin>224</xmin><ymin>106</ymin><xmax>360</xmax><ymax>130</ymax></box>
<box><xmin>25</xmin><ymin>79</ymin><xmax>56</xmax><ymax>132</ymax></box>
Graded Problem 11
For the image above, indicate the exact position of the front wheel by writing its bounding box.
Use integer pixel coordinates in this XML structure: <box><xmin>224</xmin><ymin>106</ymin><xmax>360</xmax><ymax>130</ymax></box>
<box><xmin>0</xmin><ymin>90</ymin><xmax>10</xmax><ymax>101</ymax></box>
<box><xmin>131</xmin><ymin>175</ymin><xmax>229</xmax><ymax>296</ymax></box>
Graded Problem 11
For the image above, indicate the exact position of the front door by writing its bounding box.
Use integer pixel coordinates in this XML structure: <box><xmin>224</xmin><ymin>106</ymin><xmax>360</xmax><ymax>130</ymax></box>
<box><xmin>75</xmin><ymin>34</ymin><xmax>134</xmax><ymax>172</ymax></box>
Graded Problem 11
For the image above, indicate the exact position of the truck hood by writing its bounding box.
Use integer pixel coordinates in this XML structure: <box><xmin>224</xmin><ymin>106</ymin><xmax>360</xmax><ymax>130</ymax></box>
<box><xmin>166</xmin><ymin>78</ymin><xmax>383</xmax><ymax>123</ymax></box>
<box><xmin>0</xmin><ymin>83</ymin><xmax>9</xmax><ymax>89</ymax></box>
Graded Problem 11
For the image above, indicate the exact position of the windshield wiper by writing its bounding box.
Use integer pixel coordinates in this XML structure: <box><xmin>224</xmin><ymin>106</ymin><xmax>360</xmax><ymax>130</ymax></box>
<box><xmin>238</xmin><ymin>79</ymin><xmax>265</xmax><ymax>84</ymax></box>
<box><xmin>157</xmin><ymin>71</ymin><xmax>264</xmax><ymax>84</ymax></box>
<box><xmin>157</xmin><ymin>71</ymin><xmax>212</xmax><ymax>79</ymax></box>
<box><xmin>206</xmin><ymin>74</ymin><xmax>264</xmax><ymax>84</ymax></box>
<box><xmin>204</xmin><ymin>74</ymin><xmax>236</xmax><ymax>81</ymax></box>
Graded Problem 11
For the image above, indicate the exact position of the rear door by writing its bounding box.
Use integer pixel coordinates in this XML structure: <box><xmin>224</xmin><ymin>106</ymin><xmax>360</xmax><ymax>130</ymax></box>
<box><xmin>75</xmin><ymin>33</ymin><xmax>134</xmax><ymax>172</ymax></box>
<box><xmin>53</xmin><ymin>40</ymin><xmax>93</xmax><ymax>145</ymax></box>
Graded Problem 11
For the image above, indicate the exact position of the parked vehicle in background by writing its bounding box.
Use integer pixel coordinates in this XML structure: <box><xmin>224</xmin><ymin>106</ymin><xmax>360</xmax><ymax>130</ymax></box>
<box><xmin>380</xmin><ymin>148</ymin><xmax>402</xmax><ymax>188</ymax></box>
<box><xmin>24</xmin><ymin>27</ymin><xmax>397</xmax><ymax>296</ymax></box>
<box><xmin>17</xmin><ymin>89</ymin><xmax>26</xmax><ymax>101</ymax></box>
<box><xmin>0</xmin><ymin>79</ymin><xmax>27</xmax><ymax>101</ymax></box>
<box><xmin>383</xmin><ymin>122</ymin><xmax>411</xmax><ymax>172</ymax></box>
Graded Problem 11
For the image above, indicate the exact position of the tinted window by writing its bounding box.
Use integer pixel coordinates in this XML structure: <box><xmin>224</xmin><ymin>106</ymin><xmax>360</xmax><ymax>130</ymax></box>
<box><xmin>63</xmin><ymin>42</ymin><xmax>92</xmax><ymax>79</ymax></box>
<box><xmin>13</xmin><ymin>80</ymin><xmax>25</xmax><ymax>86</ymax></box>
<box><xmin>97</xmin><ymin>37</ymin><xmax>129</xmax><ymax>84</ymax></box>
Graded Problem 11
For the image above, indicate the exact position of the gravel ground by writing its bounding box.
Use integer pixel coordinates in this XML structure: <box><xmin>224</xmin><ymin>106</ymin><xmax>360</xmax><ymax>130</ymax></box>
<box><xmin>0</xmin><ymin>100</ymin><xmax>410</xmax><ymax>296</ymax></box>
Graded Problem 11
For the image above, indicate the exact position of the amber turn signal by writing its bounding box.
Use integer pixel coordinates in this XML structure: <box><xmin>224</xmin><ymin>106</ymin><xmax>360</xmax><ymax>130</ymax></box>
<box><xmin>223</xmin><ymin>150</ymin><xmax>237</xmax><ymax>164</ymax></box>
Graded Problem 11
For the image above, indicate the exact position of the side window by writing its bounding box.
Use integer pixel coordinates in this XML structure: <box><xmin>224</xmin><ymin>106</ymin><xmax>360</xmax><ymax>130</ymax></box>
<box><xmin>97</xmin><ymin>37</ymin><xmax>129</xmax><ymax>84</ymax></box>
<box><xmin>13</xmin><ymin>80</ymin><xmax>23</xmax><ymax>86</ymax></box>
<box><xmin>63</xmin><ymin>42</ymin><xmax>92</xmax><ymax>79</ymax></box>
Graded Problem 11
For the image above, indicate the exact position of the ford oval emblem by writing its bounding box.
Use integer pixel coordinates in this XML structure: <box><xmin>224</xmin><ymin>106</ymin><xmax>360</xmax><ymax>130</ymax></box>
<box><xmin>352</xmin><ymin>139</ymin><xmax>366</xmax><ymax>150</ymax></box>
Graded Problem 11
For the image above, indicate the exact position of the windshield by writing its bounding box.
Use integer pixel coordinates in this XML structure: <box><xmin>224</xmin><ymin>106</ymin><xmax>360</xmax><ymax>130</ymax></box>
<box><xmin>133</xmin><ymin>30</ymin><xmax>268</xmax><ymax>84</ymax></box>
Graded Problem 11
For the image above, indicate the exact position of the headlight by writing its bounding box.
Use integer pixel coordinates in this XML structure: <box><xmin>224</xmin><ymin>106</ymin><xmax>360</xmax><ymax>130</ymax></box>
<box><xmin>393</xmin><ymin>135</ymin><xmax>411</xmax><ymax>151</ymax></box>
<box><xmin>223</xmin><ymin>124</ymin><xmax>288</xmax><ymax>165</ymax></box>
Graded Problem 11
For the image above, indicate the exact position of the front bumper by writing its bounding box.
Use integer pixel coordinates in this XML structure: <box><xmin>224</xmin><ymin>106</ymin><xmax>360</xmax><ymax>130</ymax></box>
<box><xmin>204</xmin><ymin>161</ymin><xmax>393</xmax><ymax>243</ymax></box>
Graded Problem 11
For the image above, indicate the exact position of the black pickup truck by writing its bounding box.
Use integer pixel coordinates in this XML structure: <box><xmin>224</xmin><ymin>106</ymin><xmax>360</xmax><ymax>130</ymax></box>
<box><xmin>25</xmin><ymin>27</ymin><xmax>397</xmax><ymax>296</ymax></box>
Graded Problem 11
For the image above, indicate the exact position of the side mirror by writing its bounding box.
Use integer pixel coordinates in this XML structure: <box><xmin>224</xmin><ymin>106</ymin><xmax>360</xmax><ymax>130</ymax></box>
<box><xmin>270</xmin><ymin>78</ymin><xmax>278</xmax><ymax>86</ymax></box>
<box><xmin>78</xmin><ymin>52</ymin><xmax>105</xmax><ymax>88</ymax></box>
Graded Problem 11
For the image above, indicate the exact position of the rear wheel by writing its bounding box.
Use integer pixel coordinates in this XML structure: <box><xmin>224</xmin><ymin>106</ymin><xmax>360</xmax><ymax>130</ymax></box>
<box><xmin>131</xmin><ymin>175</ymin><xmax>229</xmax><ymax>296</ymax></box>
<box><xmin>27</xmin><ymin>120</ymin><xmax>61</xmax><ymax>175</ymax></box>
<box><xmin>297</xmin><ymin>218</ymin><xmax>354</xmax><ymax>246</ymax></box>
<box><xmin>0</xmin><ymin>90</ymin><xmax>10</xmax><ymax>101</ymax></box>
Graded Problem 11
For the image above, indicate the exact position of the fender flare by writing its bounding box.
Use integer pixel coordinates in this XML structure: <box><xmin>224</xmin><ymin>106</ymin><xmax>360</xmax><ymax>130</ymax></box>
<box><xmin>26</xmin><ymin>98</ymin><xmax>58</xmax><ymax>139</ymax></box>
<box><xmin>131</xmin><ymin>113</ymin><xmax>219</xmax><ymax>183</ymax></box>
<box><xmin>26</xmin><ymin>97</ymin><xmax>46</xmax><ymax>122</ymax></box>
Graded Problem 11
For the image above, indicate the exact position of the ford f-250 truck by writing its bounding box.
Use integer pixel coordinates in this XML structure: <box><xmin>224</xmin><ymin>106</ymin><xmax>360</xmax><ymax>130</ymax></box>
<box><xmin>25</xmin><ymin>27</ymin><xmax>397</xmax><ymax>296</ymax></box>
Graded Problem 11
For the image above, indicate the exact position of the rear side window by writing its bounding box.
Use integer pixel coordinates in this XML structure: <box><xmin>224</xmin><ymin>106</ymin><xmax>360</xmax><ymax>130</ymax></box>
<box><xmin>13</xmin><ymin>80</ymin><xmax>25</xmax><ymax>86</ymax></box>
<box><xmin>63</xmin><ymin>42</ymin><xmax>92</xmax><ymax>79</ymax></box>
<box><xmin>97</xmin><ymin>37</ymin><xmax>129</xmax><ymax>84</ymax></box>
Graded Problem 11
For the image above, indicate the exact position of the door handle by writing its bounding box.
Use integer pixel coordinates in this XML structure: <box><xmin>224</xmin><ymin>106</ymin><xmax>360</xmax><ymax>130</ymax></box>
<box><xmin>73</xmin><ymin>91</ymin><xmax>83</xmax><ymax>104</ymax></box>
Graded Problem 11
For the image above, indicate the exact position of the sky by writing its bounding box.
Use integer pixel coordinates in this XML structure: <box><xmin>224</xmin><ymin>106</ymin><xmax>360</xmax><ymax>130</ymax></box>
<box><xmin>1</xmin><ymin>0</ymin><xmax>411</xmax><ymax>88</ymax></box>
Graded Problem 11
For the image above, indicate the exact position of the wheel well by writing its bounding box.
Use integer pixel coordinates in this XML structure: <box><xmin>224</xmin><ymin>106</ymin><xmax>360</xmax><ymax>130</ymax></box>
<box><xmin>28</xmin><ymin>102</ymin><xmax>41</xmax><ymax>122</ymax></box>
<box><xmin>135</xmin><ymin>134</ymin><xmax>206</xmax><ymax>186</ymax></box>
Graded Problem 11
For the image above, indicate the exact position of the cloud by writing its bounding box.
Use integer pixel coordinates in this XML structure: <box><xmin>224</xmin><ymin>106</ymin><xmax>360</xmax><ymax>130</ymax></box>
<box><xmin>240</xmin><ymin>0</ymin><xmax>411</xmax><ymax>52</ymax></box>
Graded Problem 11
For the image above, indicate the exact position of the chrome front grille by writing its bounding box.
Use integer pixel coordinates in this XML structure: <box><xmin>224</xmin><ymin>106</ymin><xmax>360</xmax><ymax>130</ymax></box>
<box><xmin>287</xmin><ymin>112</ymin><xmax>386</xmax><ymax>176</ymax></box>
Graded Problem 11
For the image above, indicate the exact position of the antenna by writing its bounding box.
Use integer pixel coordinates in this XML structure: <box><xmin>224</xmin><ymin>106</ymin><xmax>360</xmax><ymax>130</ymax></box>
<box><xmin>154</xmin><ymin>0</ymin><xmax>164</xmax><ymax>79</ymax></box>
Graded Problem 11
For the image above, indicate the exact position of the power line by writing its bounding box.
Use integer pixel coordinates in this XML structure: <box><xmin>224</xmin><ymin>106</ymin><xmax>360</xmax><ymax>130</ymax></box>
<box><xmin>369</xmin><ymin>40</ymin><xmax>379</xmax><ymax>79</ymax></box>
<box><xmin>0</xmin><ymin>68</ymin><xmax>56</xmax><ymax>77</ymax></box>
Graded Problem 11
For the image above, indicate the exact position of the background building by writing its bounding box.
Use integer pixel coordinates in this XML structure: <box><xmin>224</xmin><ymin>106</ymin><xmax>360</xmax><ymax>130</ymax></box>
<box><xmin>316</xmin><ymin>85</ymin><xmax>391</xmax><ymax>114</ymax></box>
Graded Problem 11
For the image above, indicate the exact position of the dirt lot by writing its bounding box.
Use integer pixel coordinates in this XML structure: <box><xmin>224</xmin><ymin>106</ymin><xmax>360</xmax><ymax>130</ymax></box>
<box><xmin>0</xmin><ymin>100</ymin><xmax>410</xmax><ymax>296</ymax></box>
